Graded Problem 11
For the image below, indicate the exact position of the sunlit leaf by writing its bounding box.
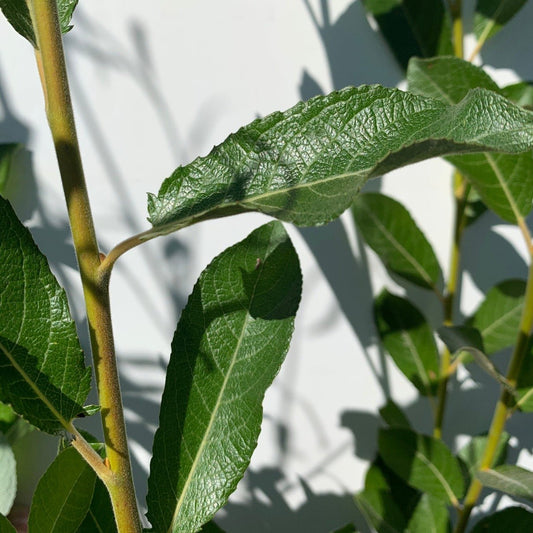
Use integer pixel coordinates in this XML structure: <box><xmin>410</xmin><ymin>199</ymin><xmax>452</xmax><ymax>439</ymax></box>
<box><xmin>407</xmin><ymin>493</ymin><xmax>449</xmax><ymax>533</ymax></box>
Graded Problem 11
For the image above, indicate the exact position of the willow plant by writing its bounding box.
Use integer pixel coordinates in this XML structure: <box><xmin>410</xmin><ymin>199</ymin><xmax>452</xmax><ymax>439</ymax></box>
<box><xmin>0</xmin><ymin>1</ymin><xmax>533</xmax><ymax>532</ymax></box>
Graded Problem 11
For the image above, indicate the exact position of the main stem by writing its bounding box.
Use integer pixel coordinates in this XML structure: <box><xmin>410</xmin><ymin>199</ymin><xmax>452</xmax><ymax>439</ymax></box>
<box><xmin>28</xmin><ymin>1</ymin><xmax>141</xmax><ymax>531</ymax></box>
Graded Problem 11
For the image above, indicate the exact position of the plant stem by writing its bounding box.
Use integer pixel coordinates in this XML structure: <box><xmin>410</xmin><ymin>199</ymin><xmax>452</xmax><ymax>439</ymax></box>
<box><xmin>434</xmin><ymin>174</ymin><xmax>470</xmax><ymax>439</ymax></box>
<box><xmin>454</xmin><ymin>259</ymin><xmax>533</xmax><ymax>533</ymax></box>
<box><xmin>449</xmin><ymin>0</ymin><xmax>464</xmax><ymax>59</ymax></box>
<box><xmin>28</xmin><ymin>1</ymin><xmax>141</xmax><ymax>531</ymax></box>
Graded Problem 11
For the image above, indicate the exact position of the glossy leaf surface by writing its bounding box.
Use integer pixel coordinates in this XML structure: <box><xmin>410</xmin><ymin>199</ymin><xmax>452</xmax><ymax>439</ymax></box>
<box><xmin>0</xmin><ymin>434</ymin><xmax>16</xmax><ymax>515</ymax></box>
<box><xmin>379</xmin><ymin>428</ymin><xmax>465</xmax><ymax>503</ymax></box>
<box><xmin>362</xmin><ymin>0</ymin><xmax>453</xmax><ymax>70</ymax></box>
<box><xmin>471</xmin><ymin>507</ymin><xmax>533</xmax><ymax>532</ymax></box>
<box><xmin>146</xmin><ymin>222</ymin><xmax>302</xmax><ymax>533</ymax></box>
<box><xmin>474</xmin><ymin>0</ymin><xmax>528</xmax><ymax>42</ymax></box>
<box><xmin>407</xmin><ymin>56</ymin><xmax>533</xmax><ymax>224</ymax></box>
<box><xmin>374</xmin><ymin>291</ymin><xmax>439</xmax><ymax>396</ymax></box>
<box><xmin>0</xmin><ymin>0</ymin><xmax>78</xmax><ymax>47</ymax></box>
<box><xmin>477</xmin><ymin>464</ymin><xmax>533</xmax><ymax>498</ymax></box>
<box><xmin>147</xmin><ymin>86</ymin><xmax>533</xmax><ymax>236</ymax></box>
<box><xmin>0</xmin><ymin>144</ymin><xmax>20</xmax><ymax>197</ymax></box>
<box><xmin>406</xmin><ymin>494</ymin><xmax>449</xmax><ymax>533</ymax></box>
<box><xmin>0</xmin><ymin>198</ymin><xmax>91</xmax><ymax>434</ymax></box>
<box><xmin>353</xmin><ymin>193</ymin><xmax>441</xmax><ymax>290</ymax></box>
<box><xmin>28</xmin><ymin>447</ymin><xmax>96</xmax><ymax>533</ymax></box>
<box><xmin>469</xmin><ymin>279</ymin><xmax>526</xmax><ymax>354</ymax></box>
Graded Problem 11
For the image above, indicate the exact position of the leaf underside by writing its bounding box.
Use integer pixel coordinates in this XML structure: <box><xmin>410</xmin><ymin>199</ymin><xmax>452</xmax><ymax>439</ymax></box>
<box><xmin>477</xmin><ymin>464</ymin><xmax>533</xmax><ymax>499</ymax></box>
<box><xmin>0</xmin><ymin>198</ymin><xmax>91</xmax><ymax>434</ymax></box>
<box><xmin>147</xmin><ymin>85</ymin><xmax>533</xmax><ymax>237</ymax></box>
<box><xmin>146</xmin><ymin>221</ymin><xmax>302</xmax><ymax>533</ymax></box>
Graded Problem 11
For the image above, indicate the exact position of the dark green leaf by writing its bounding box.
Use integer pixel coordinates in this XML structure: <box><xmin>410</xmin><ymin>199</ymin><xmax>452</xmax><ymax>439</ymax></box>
<box><xmin>469</xmin><ymin>280</ymin><xmax>526</xmax><ymax>354</ymax></box>
<box><xmin>502</xmin><ymin>82</ymin><xmax>533</xmax><ymax>109</ymax></box>
<box><xmin>374</xmin><ymin>291</ymin><xmax>439</xmax><ymax>396</ymax></box>
<box><xmin>77</xmin><ymin>478</ymin><xmax>116</xmax><ymax>533</ymax></box>
<box><xmin>0</xmin><ymin>434</ymin><xmax>16</xmax><ymax>516</ymax></box>
<box><xmin>353</xmin><ymin>193</ymin><xmax>441</xmax><ymax>290</ymax></box>
<box><xmin>379</xmin><ymin>399</ymin><xmax>411</xmax><ymax>429</ymax></box>
<box><xmin>516</xmin><ymin>341</ymin><xmax>533</xmax><ymax>411</ymax></box>
<box><xmin>28</xmin><ymin>447</ymin><xmax>96</xmax><ymax>533</ymax></box>
<box><xmin>408</xmin><ymin>56</ymin><xmax>499</xmax><ymax>104</ymax></box>
<box><xmin>0</xmin><ymin>198</ymin><xmax>91</xmax><ymax>434</ymax></box>
<box><xmin>0</xmin><ymin>0</ymin><xmax>78</xmax><ymax>47</ymax></box>
<box><xmin>457</xmin><ymin>433</ymin><xmax>509</xmax><ymax>484</ymax></box>
<box><xmin>406</xmin><ymin>493</ymin><xmax>449</xmax><ymax>533</ymax></box>
<box><xmin>331</xmin><ymin>524</ymin><xmax>357</xmax><ymax>533</ymax></box>
<box><xmin>199</xmin><ymin>522</ymin><xmax>226</xmax><ymax>533</ymax></box>
<box><xmin>355</xmin><ymin>488</ymin><xmax>406</xmax><ymax>533</ymax></box>
<box><xmin>379</xmin><ymin>428</ymin><xmax>465</xmax><ymax>503</ymax></box>
<box><xmin>0</xmin><ymin>144</ymin><xmax>20</xmax><ymax>197</ymax></box>
<box><xmin>477</xmin><ymin>464</ymin><xmax>533</xmax><ymax>498</ymax></box>
<box><xmin>474</xmin><ymin>0</ymin><xmax>528</xmax><ymax>42</ymax></box>
<box><xmin>0</xmin><ymin>514</ymin><xmax>15</xmax><ymax>533</ymax></box>
<box><xmin>362</xmin><ymin>0</ymin><xmax>453</xmax><ymax>70</ymax></box>
<box><xmin>147</xmin><ymin>86</ymin><xmax>533</xmax><ymax>237</ymax></box>
<box><xmin>146</xmin><ymin>222</ymin><xmax>302</xmax><ymax>533</ymax></box>
<box><xmin>471</xmin><ymin>507</ymin><xmax>533</xmax><ymax>532</ymax></box>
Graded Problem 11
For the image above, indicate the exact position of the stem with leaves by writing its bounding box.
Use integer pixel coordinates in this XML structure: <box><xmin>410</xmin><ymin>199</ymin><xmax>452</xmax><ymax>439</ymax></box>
<box><xmin>27</xmin><ymin>1</ymin><xmax>141</xmax><ymax>531</ymax></box>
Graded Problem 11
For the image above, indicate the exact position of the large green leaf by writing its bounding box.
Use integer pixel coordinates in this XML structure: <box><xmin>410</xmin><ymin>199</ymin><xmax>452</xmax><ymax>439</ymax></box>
<box><xmin>362</xmin><ymin>0</ymin><xmax>453</xmax><ymax>70</ymax></box>
<box><xmin>502</xmin><ymin>82</ymin><xmax>533</xmax><ymax>109</ymax></box>
<box><xmin>0</xmin><ymin>144</ymin><xmax>20</xmax><ymax>197</ymax></box>
<box><xmin>474</xmin><ymin>0</ymin><xmax>528</xmax><ymax>43</ymax></box>
<box><xmin>407</xmin><ymin>56</ymin><xmax>533</xmax><ymax>224</ymax></box>
<box><xmin>0</xmin><ymin>514</ymin><xmax>15</xmax><ymax>533</ymax></box>
<box><xmin>147</xmin><ymin>86</ymin><xmax>533</xmax><ymax>237</ymax></box>
<box><xmin>355</xmin><ymin>489</ymin><xmax>405</xmax><ymax>533</ymax></box>
<box><xmin>374</xmin><ymin>291</ymin><xmax>439</xmax><ymax>396</ymax></box>
<box><xmin>477</xmin><ymin>464</ymin><xmax>533</xmax><ymax>498</ymax></box>
<box><xmin>28</xmin><ymin>447</ymin><xmax>96</xmax><ymax>533</ymax></box>
<box><xmin>0</xmin><ymin>434</ymin><xmax>16</xmax><ymax>516</ymax></box>
<box><xmin>0</xmin><ymin>0</ymin><xmax>78</xmax><ymax>48</ymax></box>
<box><xmin>379</xmin><ymin>399</ymin><xmax>411</xmax><ymax>429</ymax></box>
<box><xmin>471</xmin><ymin>507</ymin><xmax>533</xmax><ymax>532</ymax></box>
<box><xmin>353</xmin><ymin>193</ymin><xmax>441</xmax><ymax>290</ymax></box>
<box><xmin>146</xmin><ymin>221</ymin><xmax>302</xmax><ymax>533</ymax></box>
<box><xmin>378</xmin><ymin>428</ymin><xmax>465</xmax><ymax>503</ymax></box>
<box><xmin>406</xmin><ymin>493</ymin><xmax>449</xmax><ymax>533</ymax></box>
<box><xmin>0</xmin><ymin>197</ymin><xmax>91</xmax><ymax>434</ymax></box>
<box><xmin>469</xmin><ymin>280</ymin><xmax>526</xmax><ymax>354</ymax></box>
<box><xmin>77</xmin><ymin>478</ymin><xmax>117</xmax><ymax>533</ymax></box>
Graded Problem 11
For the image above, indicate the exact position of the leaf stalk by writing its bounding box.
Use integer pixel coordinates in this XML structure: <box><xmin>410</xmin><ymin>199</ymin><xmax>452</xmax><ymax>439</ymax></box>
<box><xmin>27</xmin><ymin>1</ymin><xmax>141</xmax><ymax>531</ymax></box>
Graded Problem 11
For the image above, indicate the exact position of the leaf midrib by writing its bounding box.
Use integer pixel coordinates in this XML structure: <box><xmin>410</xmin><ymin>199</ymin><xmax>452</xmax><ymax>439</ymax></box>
<box><xmin>414</xmin><ymin>448</ymin><xmax>458</xmax><ymax>505</ymax></box>
<box><xmin>481</xmin><ymin>468</ymin><xmax>532</xmax><ymax>495</ymax></box>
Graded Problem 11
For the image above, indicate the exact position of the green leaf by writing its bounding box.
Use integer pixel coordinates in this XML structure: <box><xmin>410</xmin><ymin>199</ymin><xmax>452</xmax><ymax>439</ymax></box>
<box><xmin>379</xmin><ymin>399</ymin><xmax>411</xmax><ymax>429</ymax></box>
<box><xmin>0</xmin><ymin>514</ymin><xmax>15</xmax><ymax>533</ymax></box>
<box><xmin>471</xmin><ymin>507</ymin><xmax>533</xmax><ymax>532</ymax></box>
<box><xmin>477</xmin><ymin>464</ymin><xmax>533</xmax><ymax>499</ymax></box>
<box><xmin>0</xmin><ymin>144</ymin><xmax>20</xmax><ymax>197</ymax></box>
<box><xmin>374</xmin><ymin>291</ymin><xmax>439</xmax><ymax>396</ymax></box>
<box><xmin>355</xmin><ymin>488</ymin><xmax>406</xmax><ymax>533</ymax></box>
<box><xmin>362</xmin><ymin>0</ymin><xmax>453</xmax><ymax>70</ymax></box>
<box><xmin>0</xmin><ymin>434</ymin><xmax>16</xmax><ymax>516</ymax></box>
<box><xmin>146</xmin><ymin>221</ymin><xmax>302</xmax><ymax>533</ymax></box>
<box><xmin>0</xmin><ymin>197</ymin><xmax>91</xmax><ymax>434</ymax></box>
<box><xmin>28</xmin><ymin>447</ymin><xmax>96</xmax><ymax>533</ymax></box>
<box><xmin>406</xmin><ymin>56</ymin><xmax>533</xmax><ymax>224</ymax></box>
<box><xmin>516</xmin><ymin>341</ymin><xmax>533</xmax><ymax>411</ymax></box>
<box><xmin>331</xmin><ymin>524</ymin><xmax>357</xmax><ymax>533</ymax></box>
<box><xmin>457</xmin><ymin>432</ymin><xmax>509</xmax><ymax>484</ymax></box>
<box><xmin>353</xmin><ymin>193</ymin><xmax>441</xmax><ymax>290</ymax></box>
<box><xmin>408</xmin><ymin>56</ymin><xmax>500</xmax><ymax>104</ymax></box>
<box><xmin>0</xmin><ymin>404</ymin><xmax>16</xmax><ymax>434</ymax></box>
<box><xmin>406</xmin><ymin>493</ymin><xmax>449</xmax><ymax>533</ymax></box>
<box><xmin>378</xmin><ymin>428</ymin><xmax>465</xmax><ymax>503</ymax></box>
<box><xmin>0</xmin><ymin>0</ymin><xmax>78</xmax><ymax>48</ymax></box>
<box><xmin>474</xmin><ymin>0</ymin><xmax>528</xmax><ymax>42</ymax></box>
<box><xmin>469</xmin><ymin>280</ymin><xmax>526</xmax><ymax>354</ymax></box>
<box><xmin>502</xmin><ymin>82</ymin><xmax>533</xmax><ymax>109</ymax></box>
<box><xmin>147</xmin><ymin>86</ymin><xmax>533</xmax><ymax>237</ymax></box>
<box><xmin>199</xmin><ymin>522</ymin><xmax>226</xmax><ymax>533</ymax></box>
<box><xmin>77</xmin><ymin>478</ymin><xmax>117</xmax><ymax>533</ymax></box>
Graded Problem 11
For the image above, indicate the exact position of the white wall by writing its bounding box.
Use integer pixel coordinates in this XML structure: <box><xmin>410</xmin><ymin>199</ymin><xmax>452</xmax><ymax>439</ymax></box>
<box><xmin>1</xmin><ymin>1</ymin><xmax>533</xmax><ymax>530</ymax></box>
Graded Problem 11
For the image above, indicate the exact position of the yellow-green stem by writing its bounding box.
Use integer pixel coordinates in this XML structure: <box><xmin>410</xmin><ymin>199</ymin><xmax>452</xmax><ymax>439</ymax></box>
<box><xmin>449</xmin><ymin>0</ymin><xmax>464</xmax><ymax>59</ymax></box>
<box><xmin>454</xmin><ymin>260</ymin><xmax>533</xmax><ymax>533</ymax></box>
<box><xmin>28</xmin><ymin>1</ymin><xmax>141</xmax><ymax>531</ymax></box>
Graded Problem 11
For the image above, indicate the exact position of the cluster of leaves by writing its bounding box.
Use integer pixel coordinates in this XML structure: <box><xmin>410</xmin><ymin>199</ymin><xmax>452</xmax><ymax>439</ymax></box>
<box><xmin>1</xmin><ymin>0</ymin><xmax>533</xmax><ymax>531</ymax></box>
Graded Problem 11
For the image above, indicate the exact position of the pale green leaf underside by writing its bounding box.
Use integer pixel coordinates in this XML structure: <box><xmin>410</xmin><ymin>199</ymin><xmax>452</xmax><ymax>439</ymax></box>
<box><xmin>477</xmin><ymin>464</ymin><xmax>533</xmax><ymax>498</ymax></box>
<box><xmin>379</xmin><ymin>428</ymin><xmax>465</xmax><ymax>503</ymax></box>
<box><xmin>0</xmin><ymin>0</ymin><xmax>78</xmax><ymax>47</ymax></box>
<box><xmin>146</xmin><ymin>221</ymin><xmax>302</xmax><ymax>533</ymax></box>
<box><xmin>0</xmin><ymin>434</ymin><xmax>16</xmax><ymax>516</ymax></box>
<box><xmin>28</xmin><ymin>447</ymin><xmax>96</xmax><ymax>533</ymax></box>
<box><xmin>147</xmin><ymin>85</ymin><xmax>533</xmax><ymax>236</ymax></box>
<box><xmin>474</xmin><ymin>0</ymin><xmax>528</xmax><ymax>42</ymax></box>
<box><xmin>0</xmin><ymin>198</ymin><xmax>91</xmax><ymax>434</ymax></box>
<box><xmin>353</xmin><ymin>192</ymin><xmax>441</xmax><ymax>290</ymax></box>
<box><xmin>407</xmin><ymin>57</ymin><xmax>533</xmax><ymax>223</ymax></box>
